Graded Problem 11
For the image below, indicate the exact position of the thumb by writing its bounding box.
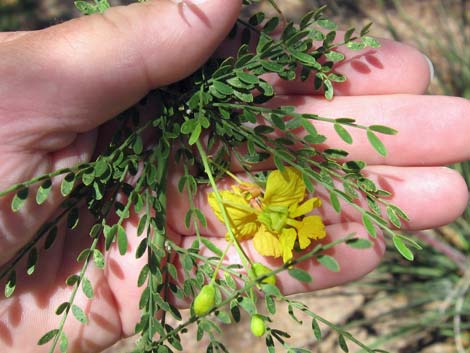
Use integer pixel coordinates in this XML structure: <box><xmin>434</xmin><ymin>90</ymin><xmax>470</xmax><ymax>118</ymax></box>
<box><xmin>0</xmin><ymin>0</ymin><xmax>242</xmax><ymax>132</ymax></box>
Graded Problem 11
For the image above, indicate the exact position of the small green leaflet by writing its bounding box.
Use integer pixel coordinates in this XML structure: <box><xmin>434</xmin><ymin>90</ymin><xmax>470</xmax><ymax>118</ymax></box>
<box><xmin>55</xmin><ymin>302</ymin><xmax>70</xmax><ymax>315</ymax></box>
<box><xmin>263</xmin><ymin>16</ymin><xmax>280</xmax><ymax>33</ymax></box>
<box><xmin>362</xmin><ymin>213</ymin><xmax>377</xmax><ymax>238</ymax></box>
<box><xmin>386</xmin><ymin>206</ymin><xmax>402</xmax><ymax>228</ymax></box>
<box><xmin>82</xmin><ymin>168</ymin><xmax>94</xmax><ymax>186</ymax></box>
<box><xmin>72</xmin><ymin>304</ymin><xmax>88</xmax><ymax>324</ymax></box>
<box><xmin>249</xmin><ymin>11</ymin><xmax>265</xmax><ymax>26</ymax></box>
<box><xmin>367</xmin><ymin>130</ymin><xmax>387</xmax><ymax>156</ymax></box>
<box><xmin>261</xmin><ymin>283</ymin><xmax>282</xmax><ymax>298</ymax></box>
<box><xmin>74</xmin><ymin>1</ymin><xmax>97</xmax><ymax>14</ymax></box>
<box><xmin>346</xmin><ymin>41</ymin><xmax>366</xmax><ymax>50</ymax></box>
<box><xmin>238</xmin><ymin>296</ymin><xmax>256</xmax><ymax>314</ymax></box>
<box><xmin>330</xmin><ymin>191</ymin><xmax>341</xmax><ymax>213</ymax></box>
<box><xmin>74</xmin><ymin>0</ymin><xmax>110</xmax><ymax>15</ymax></box>
<box><xmin>290</xmin><ymin>50</ymin><xmax>317</xmax><ymax>66</ymax></box>
<box><xmin>45</xmin><ymin>226</ymin><xmax>58</xmax><ymax>250</ymax></box>
<box><xmin>288</xmin><ymin>268</ymin><xmax>312</xmax><ymax>283</ymax></box>
<box><xmin>4</xmin><ymin>271</ymin><xmax>16</xmax><ymax>298</ymax></box>
<box><xmin>36</xmin><ymin>179</ymin><xmax>52</xmax><ymax>205</ymax></box>
<box><xmin>117</xmin><ymin>224</ymin><xmax>128</xmax><ymax>255</ymax></box>
<box><xmin>59</xmin><ymin>332</ymin><xmax>68</xmax><ymax>353</ymax></box>
<box><xmin>200</xmin><ymin>237</ymin><xmax>223</xmax><ymax>257</ymax></box>
<box><xmin>137</xmin><ymin>215</ymin><xmax>148</xmax><ymax>236</ymax></box>
<box><xmin>334</xmin><ymin>123</ymin><xmax>353</xmax><ymax>144</ymax></box>
<box><xmin>236</xmin><ymin>71</ymin><xmax>259</xmax><ymax>85</ymax></box>
<box><xmin>261</xmin><ymin>60</ymin><xmax>284</xmax><ymax>73</ymax></box>
<box><xmin>61</xmin><ymin>173</ymin><xmax>75</xmax><ymax>197</ymax></box>
<box><xmin>323</xmin><ymin>79</ymin><xmax>334</xmax><ymax>100</ymax></box>
<box><xmin>363</xmin><ymin>36</ymin><xmax>381</xmax><ymax>48</ymax></box>
<box><xmin>93</xmin><ymin>249</ymin><xmax>105</xmax><ymax>269</ymax></box>
<box><xmin>346</xmin><ymin>238</ymin><xmax>373</xmax><ymax>249</ymax></box>
<box><xmin>82</xmin><ymin>277</ymin><xmax>94</xmax><ymax>299</ymax></box>
<box><xmin>66</xmin><ymin>208</ymin><xmax>80</xmax><ymax>230</ymax></box>
<box><xmin>360</xmin><ymin>22</ymin><xmax>373</xmax><ymax>36</ymax></box>
<box><xmin>265</xmin><ymin>295</ymin><xmax>276</xmax><ymax>314</ymax></box>
<box><xmin>392</xmin><ymin>234</ymin><xmax>414</xmax><ymax>261</ymax></box>
<box><xmin>66</xmin><ymin>274</ymin><xmax>80</xmax><ymax>286</ymax></box>
<box><xmin>133</xmin><ymin>135</ymin><xmax>144</xmax><ymax>155</ymax></box>
<box><xmin>317</xmin><ymin>18</ymin><xmax>337</xmax><ymax>30</ymax></box>
<box><xmin>233</xmin><ymin>90</ymin><xmax>254</xmax><ymax>103</ymax></box>
<box><xmin>11</xmin><ymin>188</ymin><xmax>28</xmax><ymax>212</ymax></box>
<box><xmin>212</xmin><ymin>81</ymin><xmax>234</xmax><ymax>96</ymax></box>
<box><xmin>26</xmin><ymin>248</ymin><xmax>38</xmax><ymax>276</ymax></box>
<box><xmin>137</xmin><ymin>265</ymin><xmax>149</xmax><ymax>287</ymax></box>
<box><xmin>311</xmin><ymin>318</ymin><xmax>322</xmax><ymax>340</ymax></box>
<box><xmin>369</xmin><ymin>125</ymin><xmax>397</xmax><ymax>135</ymax></box>
<box><xmin>166</xmin><ymin>263</ymin><xmax>178</xmax><ymax>281</ymax></box>
<box><xmin>38</xmin><ymin>329</ymin><xmax>59</xmax><ymax>345</ymax></box>
<box><xmin>325</xmin><ymin>50</ymin><xmax>345</xmax><ymax>62</ymax></box>
<box><xmin>344</xmin><ymin>27</ymin><xmax>355</xmax><ymax>42</ymax></box>
<box><xmin>317</xmin><ymin>254</ymin><xmax>340</xmax><ymax>272</ymax></box>
<box><xmin>188</xmin><ymin>123</ymin><xmax>202</xmax><ymax>145</ymax></box>
<box><xmin>338</xmin><ymin>334</ymin><xmax>349</xmax><ymax>352</ymax></box>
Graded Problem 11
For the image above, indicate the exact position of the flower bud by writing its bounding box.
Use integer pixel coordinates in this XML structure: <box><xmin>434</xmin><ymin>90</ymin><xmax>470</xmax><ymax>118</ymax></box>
<box><xmin>193</xmin><ymin>284</ymin><xmax>216</xmax><ymax>316</ymax></box>
<box><xmin>252</xmin><ymin>263</ymin><xmax>276</xmax><ymax>285</ymax></box>
<box><xmin>250</xmin><ymin>314</ymin><xmax>266</xmax><ymax>337</ymax></box>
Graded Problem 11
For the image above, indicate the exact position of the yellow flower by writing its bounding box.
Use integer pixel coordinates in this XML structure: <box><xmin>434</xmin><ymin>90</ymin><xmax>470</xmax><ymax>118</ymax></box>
<box><xmin>208</xmin><ymin>167</ymin><xmax>326</xmax><ymax>263</ymax></box>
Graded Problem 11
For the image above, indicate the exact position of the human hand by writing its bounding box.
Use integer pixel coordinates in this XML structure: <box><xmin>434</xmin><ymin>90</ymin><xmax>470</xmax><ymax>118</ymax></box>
<box><xmin>0</xmin><ymin>1</ymin><xmax>469</xmax><ymax>352</ymax></box>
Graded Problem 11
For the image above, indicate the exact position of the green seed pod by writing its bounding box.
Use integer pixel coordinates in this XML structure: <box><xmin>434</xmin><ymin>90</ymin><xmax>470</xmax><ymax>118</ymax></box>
<box><xmin>193</xmin><ymin>284</ymin><xmax>216</xmax><ymax>316</ymax></box>
<box><xmin>250</xmin><ymin>314</ymin><xmax>266</xmax><ymax>337</ymax></box>
<box><xmin>252</xmin><ymin>262</ymin><xmax>276</xmax><ymax>285</ymax></box>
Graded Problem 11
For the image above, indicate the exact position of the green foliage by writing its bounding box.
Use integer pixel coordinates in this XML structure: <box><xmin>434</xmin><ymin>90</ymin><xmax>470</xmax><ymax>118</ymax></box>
<box><xmin>0</xmin><ymin>2</ymin><xmax>421</xmax><ymax>353</ymax></box>
<box><xmin>74</xmin><ymin>0</ymin><xmax>110</xmax><ymax>15</ymax></box>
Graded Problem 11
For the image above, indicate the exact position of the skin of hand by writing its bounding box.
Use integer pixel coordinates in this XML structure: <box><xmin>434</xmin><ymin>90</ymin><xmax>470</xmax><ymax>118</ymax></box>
<box><xmin>0</xmin><ymin>0</ymin><xmax>469</xmax><ymax>352</ymax></box>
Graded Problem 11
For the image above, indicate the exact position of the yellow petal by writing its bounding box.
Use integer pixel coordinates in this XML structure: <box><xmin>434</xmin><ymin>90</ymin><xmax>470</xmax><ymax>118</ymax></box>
<box><xmin>253</xmin><ymin>225</ymin><xmax>282</xmax><ymax>258</ymax></box>
<box><xmin>297</xmin><ymin>215</ymin><xmax>326</xmax><ymax>249</ymax></box>
<box><xmin>208</xmin><ymin>190</ymin><xmax>253</xmax><ymax>223</ymax></box>
<box><xmin>232</xmin><ymin>221</ymin><xmax>259</xmax><ymax>241</ymax></box>
<box><xmin>289</xmin><ymin>197</ymin><xmax>322</xmax><ymax>218</ymax></box>
<box><xmin>280</xmin><ymin>228</ymin><xmax>297</xmax><ymax>263</ymax></box>
<box><xmin>208</xmin><ymin>190</ymin><xmax>259</xmax><ymax>240</ymax></box>
<box><xmin>263</xmin><ymin>167</ymin><xmax>305</xmax><ymax>207</ymax></box>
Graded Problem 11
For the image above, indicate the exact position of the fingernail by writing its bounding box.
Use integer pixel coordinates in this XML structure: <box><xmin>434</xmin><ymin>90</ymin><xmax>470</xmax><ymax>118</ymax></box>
<box><xmin>423</xmin><ymin>54</ymin><xmax>435</xmax><ymax>82</ymax></box>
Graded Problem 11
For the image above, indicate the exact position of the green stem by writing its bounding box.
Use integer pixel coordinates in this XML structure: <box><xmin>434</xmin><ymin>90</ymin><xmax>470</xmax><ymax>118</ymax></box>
<box><xmin>194</xmin><ymin>140</ymin><xmax>254</xmax><ymax>273</ymax></box>
<box><xmin>210</xmin><ymin>241</ymin><xmax>232</xmax><ymax>284</ymax></box>
<box><xmin>49</xmin><ymin>236</ymin><xmax>100</xmax><ymax>353</ymax></box>
<box><xmin>0</xmin><ymin>197</ymin><xmax>81</xmax><ymax>281</ymax></box>
<box><xmin>183</xmin><ymin>163</ymin><xmax>203</xmax><ymax>243</ymax></box>
<box><xmin>49</xmin><ymin>173</ymin><xmax>128</xmax><ymax>353</ymax></box>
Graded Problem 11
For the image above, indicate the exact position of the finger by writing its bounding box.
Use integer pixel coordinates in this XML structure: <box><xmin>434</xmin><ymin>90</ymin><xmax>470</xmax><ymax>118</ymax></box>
<box><xmin>166</xmin><ymin>165</ymin><xmax>468</xmax><ymax>237</ymax></box>
<box><xmin>316</xmin><ymin>166</ymin><xmax>469</xmax><ymax>230</ymax></box>
<box><xmin>0</xmin><ymin>0</ymin><xmax>242</xmax><ymax>143</ymax></box>
<box><xmin>179</xmin><ymin>222</ymin><xmax>385</xmax><ymax>295</ymax></box>
<box><xmin>218</xmin><ymin>32</ymin><xmax>432</xmax><ymax>95</ymax></box>
<box><xmin>226</xmin><ymin>94</ymin><xmax>470</xmax><ymax>169</ymax></box>
<box><xmin>282</xmin><ymin>94</ymin><xmax>470</xmax><ymax>166</ymax></box>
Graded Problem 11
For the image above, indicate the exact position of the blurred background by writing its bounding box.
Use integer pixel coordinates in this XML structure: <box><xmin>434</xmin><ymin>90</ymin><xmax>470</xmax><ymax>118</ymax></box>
<box><xmin>1</xmin><ymin>1</ymin><xmax>468</xmax><ymax>352</ymax></box>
